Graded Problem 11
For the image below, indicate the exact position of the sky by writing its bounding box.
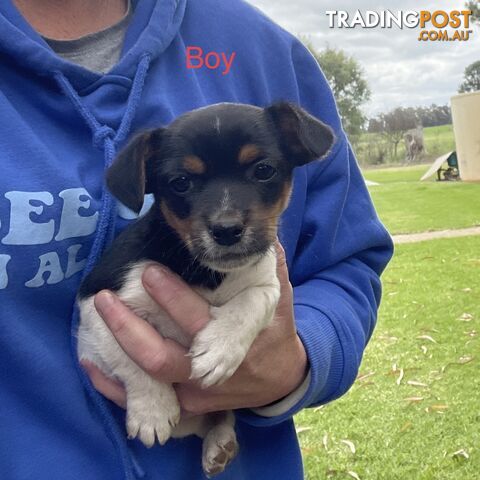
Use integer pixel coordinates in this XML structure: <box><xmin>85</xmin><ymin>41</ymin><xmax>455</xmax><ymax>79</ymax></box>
<box><xmin>247</xmin><ymin>0</ymin><xmax>480</xmax><ymax>117</ymax></box>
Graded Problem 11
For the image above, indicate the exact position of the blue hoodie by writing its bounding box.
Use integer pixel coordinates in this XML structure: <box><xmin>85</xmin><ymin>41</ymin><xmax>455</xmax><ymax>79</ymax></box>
<box><xmin>0</xmin><ymin>1</ymin><xmax>393</xmax><ymax>479</ymax></box>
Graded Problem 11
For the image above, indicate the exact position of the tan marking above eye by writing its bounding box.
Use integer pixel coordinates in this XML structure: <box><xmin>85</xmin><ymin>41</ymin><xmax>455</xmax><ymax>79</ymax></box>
<box><xmin>183</xmin><ymin>155</ymin><xmax>206</xmax><ymax>175</ymax></box>
<box><xmin>238</xmin><ymin>144</ymin><xmax>263</xmax><ymax>165</ymax></box>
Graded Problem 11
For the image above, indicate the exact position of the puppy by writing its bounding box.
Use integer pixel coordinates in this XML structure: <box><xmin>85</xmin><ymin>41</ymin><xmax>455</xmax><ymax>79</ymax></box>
<box><xmin>77</xmin><ymin>102</ymin><xmax>334</xmax><ymax>476</ymax></box>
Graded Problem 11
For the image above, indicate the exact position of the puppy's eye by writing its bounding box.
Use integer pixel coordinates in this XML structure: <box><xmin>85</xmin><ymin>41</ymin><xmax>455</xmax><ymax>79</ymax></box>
<box><xmin>253</xmin><ymin>163</ymin><xmax>277</xmax><ymax>182</ymax></box>
<box><xmin>169</xmin><ymin>175</ymin><xmax>193</xmax><ymax>194</ymax></box>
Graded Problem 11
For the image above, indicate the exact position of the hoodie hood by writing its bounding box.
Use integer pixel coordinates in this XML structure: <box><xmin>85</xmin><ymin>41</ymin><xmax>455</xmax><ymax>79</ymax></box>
<box><xmin>0</xmin><ymin>0</ymin><xmax>186</xmax><ymax>91</ymax></box>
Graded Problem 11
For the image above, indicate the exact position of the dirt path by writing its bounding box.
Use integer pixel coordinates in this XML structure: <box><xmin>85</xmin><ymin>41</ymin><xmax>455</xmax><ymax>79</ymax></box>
<box><xmin>393</xmin><ymin>226</ymin><xmax>480</xmax><ymax>244</ymax></box>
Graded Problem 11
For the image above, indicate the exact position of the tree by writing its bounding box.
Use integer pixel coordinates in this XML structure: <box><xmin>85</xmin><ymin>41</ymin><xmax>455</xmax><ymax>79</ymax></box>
<box><xmin>367</xmin><ymin>118</ymin><xmax>383</xmax><ymax>133</ymax></box>
<box><xmin>379</xmin><ymin>108</ymin><xmax>418</xmax><ymax>159</ymax></box>
<box><xmin>415</xmin><ymin>104</ymin><xmax>451</xmax><ymax>127</ymax></box>
<box><xmin>459</xmin><ymin>61</ymin><xmax>480</xmax><ymax>93</ymax></box>
<box><xmin>304</xmin><ymin>43</ymin><xmax>371</xmax><ymax>137</ymax></box>
<box><xmin>466</xmin><ymin>1</ymin><xmax>480</xmax><ymax>23</ymax></box>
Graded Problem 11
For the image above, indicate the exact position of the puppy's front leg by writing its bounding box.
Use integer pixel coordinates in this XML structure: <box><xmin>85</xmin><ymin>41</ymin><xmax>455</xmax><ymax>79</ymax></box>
<box><xmin>189</xmin><ymin>280</ymin><xmax>280</xmax><ymax>388</ymax></box>
<box><xmin>124</xmin><ymin>371</ymin><xmax>180</xmax><ymax>446</ymax></box>
<box><xmin>78</xmin><ymin>296</ymin><xmax>180</xmax><ymax>447</ymax></box>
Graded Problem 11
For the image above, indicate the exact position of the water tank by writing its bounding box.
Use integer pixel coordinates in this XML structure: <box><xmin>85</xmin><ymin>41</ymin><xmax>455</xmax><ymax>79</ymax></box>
<box><xmin>451</xmin><ymin>91</ymin><xmax>480</xmax><ymax>181</ymax></box>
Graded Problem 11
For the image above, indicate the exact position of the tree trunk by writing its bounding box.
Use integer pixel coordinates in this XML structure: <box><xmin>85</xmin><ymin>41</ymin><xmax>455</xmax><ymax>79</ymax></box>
<box><xmin>393</xmin><ymin>141</ymin><xmax>399</xmax><ymax>159</ymax></box>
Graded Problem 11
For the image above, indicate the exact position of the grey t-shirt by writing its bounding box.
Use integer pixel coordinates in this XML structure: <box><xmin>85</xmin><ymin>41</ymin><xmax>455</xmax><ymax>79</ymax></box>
<box><xmin>43</xmin><ymin>1</ymin><xmax>132</xmax><ymax>74</ymax></box>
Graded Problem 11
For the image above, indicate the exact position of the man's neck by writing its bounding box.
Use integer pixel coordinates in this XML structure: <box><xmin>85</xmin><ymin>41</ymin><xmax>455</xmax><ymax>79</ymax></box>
<box><xmin>13</xmin><ymin>0</ymin><xmax>128</xmax><ymax>40</ymax></box>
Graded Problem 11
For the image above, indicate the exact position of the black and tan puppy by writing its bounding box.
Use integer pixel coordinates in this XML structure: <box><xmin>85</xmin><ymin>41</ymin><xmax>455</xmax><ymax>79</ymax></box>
<box><xmin>77</xmin><ymin>102</ymin><xmax>334</xmax><ymax>476</ymax></box>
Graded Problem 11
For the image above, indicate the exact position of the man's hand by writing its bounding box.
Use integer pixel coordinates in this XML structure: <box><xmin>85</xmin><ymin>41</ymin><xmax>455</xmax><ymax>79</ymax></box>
<box><xmin>83</xmin><ymin>243</ymin><xmax>308</xmax><ymax>415</ymax></box>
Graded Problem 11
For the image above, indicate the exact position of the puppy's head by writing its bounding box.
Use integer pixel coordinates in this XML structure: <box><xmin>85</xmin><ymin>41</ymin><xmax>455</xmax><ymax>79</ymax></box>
<box><xmin>107</xmin><ymin>102</ymin><xmax>334</xmax><ymax>272</ymax></box>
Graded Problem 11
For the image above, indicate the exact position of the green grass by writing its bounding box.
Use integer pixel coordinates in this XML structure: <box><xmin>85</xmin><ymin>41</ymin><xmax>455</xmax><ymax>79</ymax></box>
<box><xmin>363</xmin><ymin>165</ymin><xmax>429</xmax><ymax>184</ymax></box>
<box><xmin>297</xmin><ymin>236</ymin><xmax>480</xmax><ymax>480</ymax></box>
<box><xmin>295</xmin><ymin>169</ymin><xmax>480</xmax><ymax>478</ymax></box>
<box><xmin>423</xmin><ymin>124</ymin><xmax>456</xmax><ymax>160</ymax></box>
<box><xmin>361</xmin><ymin>166</ymin><xmax>480</xmax><ymax>235</ymax></box>
<box><xmin>355</xmin><ymin>124</ymin><xmax>455</xmax><ymax>166</ymax></box>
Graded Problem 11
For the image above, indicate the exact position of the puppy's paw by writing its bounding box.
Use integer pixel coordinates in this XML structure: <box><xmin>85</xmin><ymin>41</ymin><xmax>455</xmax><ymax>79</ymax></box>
<box><xmin>126</xmin><ymin>397</ymin><xmax>180</xmax><ymax>447</ymax></box>
<box><xmin>189</xmin><ymin>323</ymin><xmax>247</xmax><ymax>388</ymax></box>
<box><xmin>202</xmin><ymin>424</ymin><xmax>239</xmax><ymax>477</ymax></box>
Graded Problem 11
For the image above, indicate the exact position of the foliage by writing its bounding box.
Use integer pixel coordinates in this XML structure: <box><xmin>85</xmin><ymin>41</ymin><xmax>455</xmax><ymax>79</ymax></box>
<box><xmin>415</xmin><ymin>104</ymin><xmax>452</xmax><ymax>127</ymax></box>
<box><xmin>297</xmin><ymin>235</ymin><xmax>480</xmax><ymax>480</ymax></box>
<box><xmin>458</xmin><ymin>60</ymin><xmax>480</xmax><ymax>93</ymax></box>
<box><xmin>356</xmin><ymin>124</ymin><xmax>455</xmax><ymax>166</ymax></box>
<box><xmin>359</xmin><ymin>136</ymin><xmax>388</xmax><ymax>165</ymax></box>
<box><xmin>304</xmin><ymin>43</ymin><xmax>371</xmax><ymax>137</ymax></box>
<box><xmin>369</xmin><ymin>105</ymin><xmax>452</xmax><ymax>131</ymax></box>
<box><xmin>379</xmin><ymin>108</ymin><xmax>418</xmax><ymax>159</ymax></box>
<box><xmin>466</xmin><ymin>0</ymin><xmax>480</xmax><ymax>23</ymax></box>
<box><xmin>365</xmin><ymin>106</ymin><xmax>453</xmax><ymax>163</ymax></box>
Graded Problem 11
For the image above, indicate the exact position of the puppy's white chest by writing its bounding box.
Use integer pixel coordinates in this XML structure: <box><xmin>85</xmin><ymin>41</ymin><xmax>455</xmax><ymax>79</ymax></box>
<box><xmin>77</xmin><ymin>248</ymin><xmax>279</xmax><ymax>466</ymax></box>
<box><xmin>112</xmin><ymin>262</ymin><xmax>192</xmax><ymax>347</ymax></box>
<box><xmin>121</xmin><ymin>255</ymin><xmax>275</xmax><ymax>347</ymax></box>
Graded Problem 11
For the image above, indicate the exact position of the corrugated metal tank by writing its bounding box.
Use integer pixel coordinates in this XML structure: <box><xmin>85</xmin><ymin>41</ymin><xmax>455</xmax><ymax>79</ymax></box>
<box><xmin>451</xmin><ymin>91</ymin><xmax>480</xmax><ymax>181</ymax></box>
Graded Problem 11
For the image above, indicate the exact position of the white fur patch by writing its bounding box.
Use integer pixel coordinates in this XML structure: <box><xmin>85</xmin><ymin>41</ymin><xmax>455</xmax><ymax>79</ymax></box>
<box><xmin>78</xmin><ymin>249</ymin><xmax>279</xmax><ymax>446</ymax></box>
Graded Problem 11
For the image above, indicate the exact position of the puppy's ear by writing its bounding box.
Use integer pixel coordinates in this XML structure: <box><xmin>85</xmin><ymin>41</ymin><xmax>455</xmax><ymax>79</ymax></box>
<box><xmin>265</xmin><ymin>102</ymin><xmax>335</xmax><ymax>166</ymax></box>
<box><xmin>106</xmin><ymin>129</ymin><xmax>163</xmax><ymax>213</ymax></box>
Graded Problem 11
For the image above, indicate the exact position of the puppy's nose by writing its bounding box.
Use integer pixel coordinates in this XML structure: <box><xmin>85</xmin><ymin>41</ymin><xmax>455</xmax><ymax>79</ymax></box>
<box><xmin>210</xmin><ymin>223</ymin><xmax>244</xmax><ymax>246</ymax></box>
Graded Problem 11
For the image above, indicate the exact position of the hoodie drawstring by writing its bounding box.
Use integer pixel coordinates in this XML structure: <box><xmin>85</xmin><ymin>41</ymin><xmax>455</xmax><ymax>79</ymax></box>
<box><xmin>54</xmin><ymin>53</ymin><xmax>151</xmax><ymax>266</ymax></box>
<box><xmin>53</xmin><ymin>53</ymin><xmax>151</xmax><ymax>480</ymax></box>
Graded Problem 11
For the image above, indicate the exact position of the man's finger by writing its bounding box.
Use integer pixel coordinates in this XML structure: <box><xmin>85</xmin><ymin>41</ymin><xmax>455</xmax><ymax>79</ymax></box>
<box><xmin>271</xmin><ymin>240</ymin><xmax>296</xmax><ymax>335</ymax></box>
<box><xmin>142</xmin><ymin>265</ymin><xmax>211</xmax><ymax>339</ymax></box>
<box><xmin>275</xmin><ymin>240</ymin><xmax>290</xmax><ymax>287</ymax></box>
<box><xmin>94</xmin><ymin>290</ymin><xmax>191</xmax><ymax>383</ymax></box>
<box><xmin>81</xmin><ymin>360</ymin><xmax>127</xmax><ymax>409</ymax></box>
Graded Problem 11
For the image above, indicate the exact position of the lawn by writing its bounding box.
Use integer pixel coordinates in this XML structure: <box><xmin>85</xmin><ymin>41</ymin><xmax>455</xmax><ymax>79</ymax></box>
<box><xmin>363</xmin><ymin>165</ymin><xmax>428</xmax><ymax>184</ymax></box>
<box><xmin>295</xmin><ymin>165</ymin><xmax>480</xmax><ymax>479</ymax></box>
<box><xmin>423</xmin><ymin>124</ymin><xmax>456</xmax><ymax>161</ymax></box>
<box><xmin>296</xmin><ymin>235</ymin><xmax>480</xmax><ymax>480</ymax></box>
<box><xmin>362</xmin><ymin>166</ymin><xmax>480</xmax><ymax>235</ymax></box>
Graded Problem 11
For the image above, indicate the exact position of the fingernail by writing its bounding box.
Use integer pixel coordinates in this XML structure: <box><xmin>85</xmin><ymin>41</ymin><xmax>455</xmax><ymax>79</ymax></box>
<box><xmin>143</xmin><ymin>266</ymin><xmax>167</xmax><ymax>287</ymax></box>
<box><xmin>94</xmin><ymin>290</ymin><xmax>115</xmax><ymax>313</ymax></box>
